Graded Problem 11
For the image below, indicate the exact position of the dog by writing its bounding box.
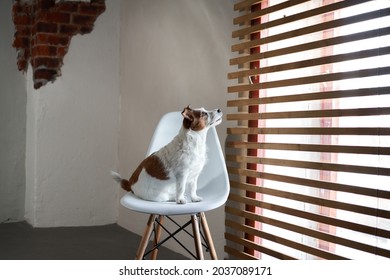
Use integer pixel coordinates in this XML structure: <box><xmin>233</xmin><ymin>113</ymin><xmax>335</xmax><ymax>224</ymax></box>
<box><xmin>111</xmin><ymin>105</ymin><xmax>223</xmax><ymax>204</ymax></box>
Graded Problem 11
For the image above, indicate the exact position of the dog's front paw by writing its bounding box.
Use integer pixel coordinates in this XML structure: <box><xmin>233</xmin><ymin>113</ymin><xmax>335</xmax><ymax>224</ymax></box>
<box><xmin>176</xmin><ymin>197</ymin><xmax>187</xmax><ymax>204</ymax></box>
<box><xmin>191</xmin><ymin>195</ymin><xmax>203</xmax><ymax>202</ymax></box>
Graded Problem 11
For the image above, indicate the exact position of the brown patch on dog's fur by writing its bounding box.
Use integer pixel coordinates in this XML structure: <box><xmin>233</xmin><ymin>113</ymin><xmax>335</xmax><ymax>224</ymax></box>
<box><xmin>121</xmin><ymin>154</ymin><xmax>169</xmax><ymax>192</ymax></box>
<box><xmin>182</xmin><ymin>106</ymin><xmax>207</xmax><ymax>131</ymax></box>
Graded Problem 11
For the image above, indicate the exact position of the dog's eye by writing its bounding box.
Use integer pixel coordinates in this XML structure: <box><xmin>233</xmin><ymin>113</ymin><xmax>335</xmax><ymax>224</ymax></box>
<box><xmin>202</xmin><ymin>112</ymin><xmax>208</xmax><ymax>117</ymax></box>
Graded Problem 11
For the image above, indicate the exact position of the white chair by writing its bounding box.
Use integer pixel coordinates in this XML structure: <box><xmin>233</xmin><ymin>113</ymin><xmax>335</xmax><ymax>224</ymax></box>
<box><xmin>120</xmin><ymin>111</ymin><xmax>229</xmax><ymax>260</ymax></box>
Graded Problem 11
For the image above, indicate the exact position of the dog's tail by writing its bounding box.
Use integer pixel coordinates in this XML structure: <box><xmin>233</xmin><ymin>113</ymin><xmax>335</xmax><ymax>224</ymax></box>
<box><xmin>110</xmin><ymin>171</ymin><xmax>132</xmax><ymax>192</ymax></box>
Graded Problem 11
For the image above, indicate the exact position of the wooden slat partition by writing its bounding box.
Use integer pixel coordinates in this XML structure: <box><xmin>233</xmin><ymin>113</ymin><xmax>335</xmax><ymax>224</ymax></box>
<box><xmin>225</xmin><ymin>0</ymin><xmax>390</xmax><ymax>260</ymax></box>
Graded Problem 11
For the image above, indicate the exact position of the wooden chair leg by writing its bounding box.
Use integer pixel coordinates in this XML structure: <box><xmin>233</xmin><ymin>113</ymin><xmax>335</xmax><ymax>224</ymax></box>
<box><xmin>135</xmin><ymin>214</ymin><xmax>157</xmax><ymax>260</ymax></box>
<box><xmin>151</xmin><ymin>215</ymin><xmax>164</xmax><ymax>260</ymax></box>
<box><xmin>191</xmin><ymin>214</ymin><xmax>204</xmax><ymax>260</ymax></box>
<box><xmin>200</xmin><ymin>212</ymin><xmax>218</xmax><ymax>260</ymax></box>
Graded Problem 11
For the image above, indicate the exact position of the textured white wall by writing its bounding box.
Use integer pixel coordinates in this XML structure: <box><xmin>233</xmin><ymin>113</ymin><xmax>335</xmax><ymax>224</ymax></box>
<box><xmin>118</xmin><ymin>0</ymin><xmax>235</xmax><ymax>258</ymax></box>
<box><xmin>0</xmin><ymin>1</ymin><xmax>27</xmax><ymax>223</ymax></box>
<box><xmin>24</xmin><ymin>1</ymin><xmax>121</xmax><ymax>227</ymax></box>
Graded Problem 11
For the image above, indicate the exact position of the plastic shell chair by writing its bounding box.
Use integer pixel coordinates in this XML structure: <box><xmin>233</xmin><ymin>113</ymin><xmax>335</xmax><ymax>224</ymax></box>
<box><xmin>120</xmin><ymin>111</ymin><xmax>229</xmax><ymax>260</ymax></box>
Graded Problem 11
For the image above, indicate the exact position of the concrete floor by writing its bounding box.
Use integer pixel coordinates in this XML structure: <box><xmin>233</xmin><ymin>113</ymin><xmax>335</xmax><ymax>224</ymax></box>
<box><xmin>0</xmin><ymin>221</ymin><xmax>187</xmax><ymax>260</ymax></box>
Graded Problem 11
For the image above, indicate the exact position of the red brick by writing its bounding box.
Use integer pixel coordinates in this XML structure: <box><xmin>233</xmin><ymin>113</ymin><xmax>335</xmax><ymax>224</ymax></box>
<box><xmin>35</xmin><ymin>0</ymin><xmax>55</xmax><ymax>10</ymax></box>
<box><xmin>34</xmin><ymin>80</ymin><xmax>45</xmax><ymax>90</ymax></box>
<box><xmin>13</xmin><ymin>14</ymin><xmax>31</xmax><ymax>25</ymax></box>
<box><xmin>47</xmin><ymin>34</ymin><xmax>70</xmax><ymax>46</ymax></box>
<box><xmin>35</xmin><ymin>33</ymin><xmax>48</xmax><ymax>44</ymax></box>
<box><xmin>35</xmin><ymin>21</ymin><xmax>58</xmax><ymax>33</ymax></box>
<box><xmin>33</xmin><ymin>68</ymin><xmax>58</xmax><ymax>81</ymax></box>
<box><xmin>58</xmin><ymin>2</ymin><xmax>78</xmax><ymax>12</ymax></box>
<box><xmin>57</xmin><ymin>46</ymin><xmax>68</xmax><ymax>57</ymax></box>
<box><xmin>14</xmin><ymin>25</ymin><xmax>31</xmax><ymax>36</ymax></box>
<box><xmin>13</xmin><ymin>3</ymin><xmax>24</xmax><ymax>14</ymax></box>
<box><xmin>17</xmin><ymin>59</ymin><xmax>28</xmax><ymax>72</ymax></box>
<box><xmin>78</xmin><ymin>4</ymin><xmax>105</xmax><ymax>15</ymax></box>
<box><xmin>72</xmin><ymin>14</ymin><xmax>94</xmax><ymax>25</ymax></box>
<box><xmin>12</xmin><ymin>36</ymin><xmax>30</xmax><ymax>48</ymax></box>
<box><xmin>59</xmin><ymin>24</ymin><xmax>78</xmax><ymax>34</ymax></box>
<box><xmin>32</xmin><ymin>57</ymin><xmax>61</xmax><ymax>68</ymax></box>
<box><xmin>79</xmin><ymin>25</ymin><xmax>93</xmax><ymax>35</ymax></box>
<box><xmin>47</xmin><ymin>12</ymin><xmax>71</xmax><ymax>24</ymax></box>
<box><xmin>32</xmin><ymin>45</ymin><xmax>57</xmax><ymax>57</ymax></box>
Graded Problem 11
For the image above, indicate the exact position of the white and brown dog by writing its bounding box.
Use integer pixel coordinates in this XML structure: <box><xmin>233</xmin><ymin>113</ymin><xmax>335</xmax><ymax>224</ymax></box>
<box><xmin>111</xmin><ymin>106</ymin><xmax>223</xmax><ymax>204</ymax></box>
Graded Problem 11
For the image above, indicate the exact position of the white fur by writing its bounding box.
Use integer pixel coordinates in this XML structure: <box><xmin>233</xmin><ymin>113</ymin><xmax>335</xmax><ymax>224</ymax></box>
<box><xmin>113</xmin><ymin>107</ymin><xmax>223</xmax><ymax>204</ymax></box>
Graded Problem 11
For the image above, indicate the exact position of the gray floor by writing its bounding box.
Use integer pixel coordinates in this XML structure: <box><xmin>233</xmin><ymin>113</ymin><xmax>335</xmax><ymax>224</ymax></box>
<box><xmin>0</xmin><ymin>221</ymin><xmax>187</xmax><ymax>260</ymax></box>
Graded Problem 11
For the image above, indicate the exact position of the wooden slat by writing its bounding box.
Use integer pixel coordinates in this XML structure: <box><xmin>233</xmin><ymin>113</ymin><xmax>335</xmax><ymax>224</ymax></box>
<box><xmin>227</xmin><ymin>127</ymin><xmax>390</xmax><ymax>135</ymax></box>
<box><xmin>226</xmin><ymin>206</ymin><xmax>390</xmax><ymax>258</ymax></box>
<box><xmin>228</xmin><ymin>66</ymin><xmax>390</xmax><ymax>92</ymax></box>
<box><xmin>232</xmin><ymin>7</ymin><xmax>390</xmax><ymax>39</ymax></box>
<box><xmin>227</xmin><ymin>153</ymin><xmax>390</xmax><ymax>177</ymax></box>
<box><xmin>228</xmin><ymin>193</ymin><xmax>390</xmax><ymax>238</ymax></box>
<box><xmin>224</xmin><ymin>246</ymin><xmax>258</xmax><ymax>260</ymax></box>
<box><xmin>226</xmin><ymin>219</ymin><xmax>348</xmax><ymax>260</ymax></box>
<box><xmin>227</xmin><ymin>87</ymin><xmax>390</xmax><ymax>107</ymax></box>
<box><xmin>227</xmin><ymin>107</ymin><xmax>390</xmax><ymax>121</ymax></box>
<box><xmin>229</xmin><ymin>46</ymin><xmax>390</xmax><ymax>77</ymax></box>
<box><xmin>260</xmin><ymin>157</ymin><xmax>390</xmax><ymax>177</ymax></box>
<box><xmin>233</xmin><ymin>0</ymin><xmax>308</xmax><ymax>23</ymax></box>
<box><xmin>228</xmin><ymin>179</ymin><xmax>390</xmax><ymax>218</ymax></box>
<box><xmin>233</xmin><ymin>0</ymin><xmax>263</xmax><ymax>11</ymax></box>
<box><xmin>226</xmin><ymin>142</ymin><xmax>390</xmax><ymax>156</ymax></box>
<box><xmin>235</xmin><ymin>19</ymin><xmax>390</xmax><ymax>55</ymax></box>
<box><xmin>233</xmin><ymin>0</ymin><xmax>369</xmax><ymax>37</ymax></box>
<box><xmin>265</xmin><ymin>171</ymin><xmax>390</xmax><ymax>200</ymax></box>
<box><xmin>225</xmin><ymin>232</ymin><xmax>296</xmax><ymax>260</ymax></box>
<box><xmin>227</xmin><ymin>154</ymin><xmax>390</xmax><ymax>177</ymax></box>
<box><xmin>227</xmin><ymin>170</ymin><xmax>390</xmax><ymax>200</ymax></box>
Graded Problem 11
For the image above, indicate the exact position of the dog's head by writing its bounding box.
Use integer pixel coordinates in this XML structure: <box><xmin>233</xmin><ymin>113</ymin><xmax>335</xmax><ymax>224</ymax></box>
<box><xmin>181</xmin><ymin>105</ymin><xmax>223</xmax><ymax>131</ymax></box>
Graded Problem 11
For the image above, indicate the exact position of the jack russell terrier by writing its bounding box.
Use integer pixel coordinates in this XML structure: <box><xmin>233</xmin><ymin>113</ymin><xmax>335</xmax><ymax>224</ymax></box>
<box><xmin>111</xmin><ymin>106</ymin><xmax>223</xmax><ymax>204</ymax></box>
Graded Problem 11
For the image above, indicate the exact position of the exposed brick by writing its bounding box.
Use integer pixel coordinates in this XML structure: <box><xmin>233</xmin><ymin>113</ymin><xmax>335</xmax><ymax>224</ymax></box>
<box><xmin>17</xmin><ymin>59</ymin><xmax>28</xmax><ymax>72</ymax></box>
<box><xmin>14</xmin><ymin>26</ymin><xmax>31</xmax><ymax>36</ymax></box>
<box><xmin>33</xmin><ymin>80</ymin><xmax>45</xmax><ymax>90</ymax></box>
<box><xmin>58</xmin><ymin>2</ymin><xmax>78</xmax><ymax>13</ymax></box>
<box><xmin>12</xmin><ymin>0</ymin><xmax>106</xmax><ymax>90</ymax></box>
<box><xmin>35</xmin><ymin>22</ymin><xmax>58</xmax><ymax>33</ymax></box>
<box><xmin>32</xmin><ymin>45</ymin><xmax>57</xmax><ymax>57</ymax></box>
<box><xmin>59</xmin><ymin>24</ymin><xmax>78</xmax><ymax>35</ymax></box>
<box><xmin>79</xmin><ymin>4</ymin><xmax>105</xmax><ymax>15</ymax></box>
<box><xmin>35</xmin><ymin>33</ymin><xmax>48</xmax><ymax>44</ymax></box>
<box><xmin>47</xmin><ymin>12</ymin><xmax>71</xmax><ymax>24</ymax></box>
<box><xmin>13</xmin><ymin>14</ymin><xmax>31</xmax><ymax>25</ymax></box>
<box><xmin>72</xmin><ymin>14</ymin><xmax>94</xmax><ymax>26</ymax></box>
<box><xmin>13</xmin><ymin>36</ymin><xmax>30</xmax><ymax>49</ymax></box>
<box><xmin>47</xmin><ymin>34</ymin><xmax>70</xmax><ymax>46</ymax></box>
<box><xmin>13</xmin><ymin>4</ymin><xmax>24</xmax><ymax>14</ymax></box>
<box><xmin>35</xmin><ymin>0</ymin><xmax>55</xmax><ymax>10</ymax></box>
<box><xmin>32</xmin><ymin>57</ymin><xmax>61</xmax><ymax>69</ymax></box>
<box><xmin>79</xmin><ymin>25</ymin><xmax>93</xmax><ymax>35</ymax></box>
<box><xmin>33</xmin><ymin>68</ymin><xmax>58</xmax><ymax>81</ymax></box>
<box><xmin>57</xmin><ymin>46</ymin><xmax>68</xmax><ymax>58</ymax></box>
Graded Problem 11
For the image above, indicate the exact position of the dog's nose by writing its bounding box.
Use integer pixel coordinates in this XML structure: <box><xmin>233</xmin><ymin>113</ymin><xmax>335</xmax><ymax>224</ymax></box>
<box><xmin>217</xmin><ymin>109</ymin><xmax>221</xmax><ymax>113</ymax></box>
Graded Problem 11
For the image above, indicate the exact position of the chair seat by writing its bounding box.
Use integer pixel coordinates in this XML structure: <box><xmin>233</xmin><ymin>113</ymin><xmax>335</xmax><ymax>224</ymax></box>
<box><xmin>120</xmin><ymin>185</ymin><xmax>228</xmax><ymax>216</ymax></box>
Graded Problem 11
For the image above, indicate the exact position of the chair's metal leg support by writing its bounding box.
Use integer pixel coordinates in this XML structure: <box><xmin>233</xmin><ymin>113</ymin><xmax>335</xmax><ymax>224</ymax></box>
<box><xmin>135</xmin><ymin>214</ymin><xmax>157</xmax><ymax>260</ymax></box>
<box><xmin>145</xmin><ymin>218</ymin><xmax>197</xmax><ymax>259</ymax></box>
<box><xmin>200</xmin><ymin>212</ymin><xmax>218</xmax><ymax>260</ymax></box>
<box><xmin>151</xmin><ymin>216</ymin><xmax>164</xmax><ymax>260</ymax></box>
<box><xmin>191</xmin><ymin>214</ymin><xmax>204</xmax><ymax>260</ymax></box>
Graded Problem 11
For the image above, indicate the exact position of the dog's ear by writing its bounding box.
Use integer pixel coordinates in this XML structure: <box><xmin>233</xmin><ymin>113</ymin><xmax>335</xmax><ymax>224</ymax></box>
<box><xmin>181</xmin><ymin>105</ymin><xmax>193</xmax><ymax>121</ymax></box>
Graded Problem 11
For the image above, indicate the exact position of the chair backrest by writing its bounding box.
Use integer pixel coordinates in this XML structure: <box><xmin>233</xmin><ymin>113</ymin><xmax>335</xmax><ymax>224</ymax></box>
<box><xmin>146</xmin><ymin>111</ymin><xmax>229</xmax><ymax>197</ymax></box>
